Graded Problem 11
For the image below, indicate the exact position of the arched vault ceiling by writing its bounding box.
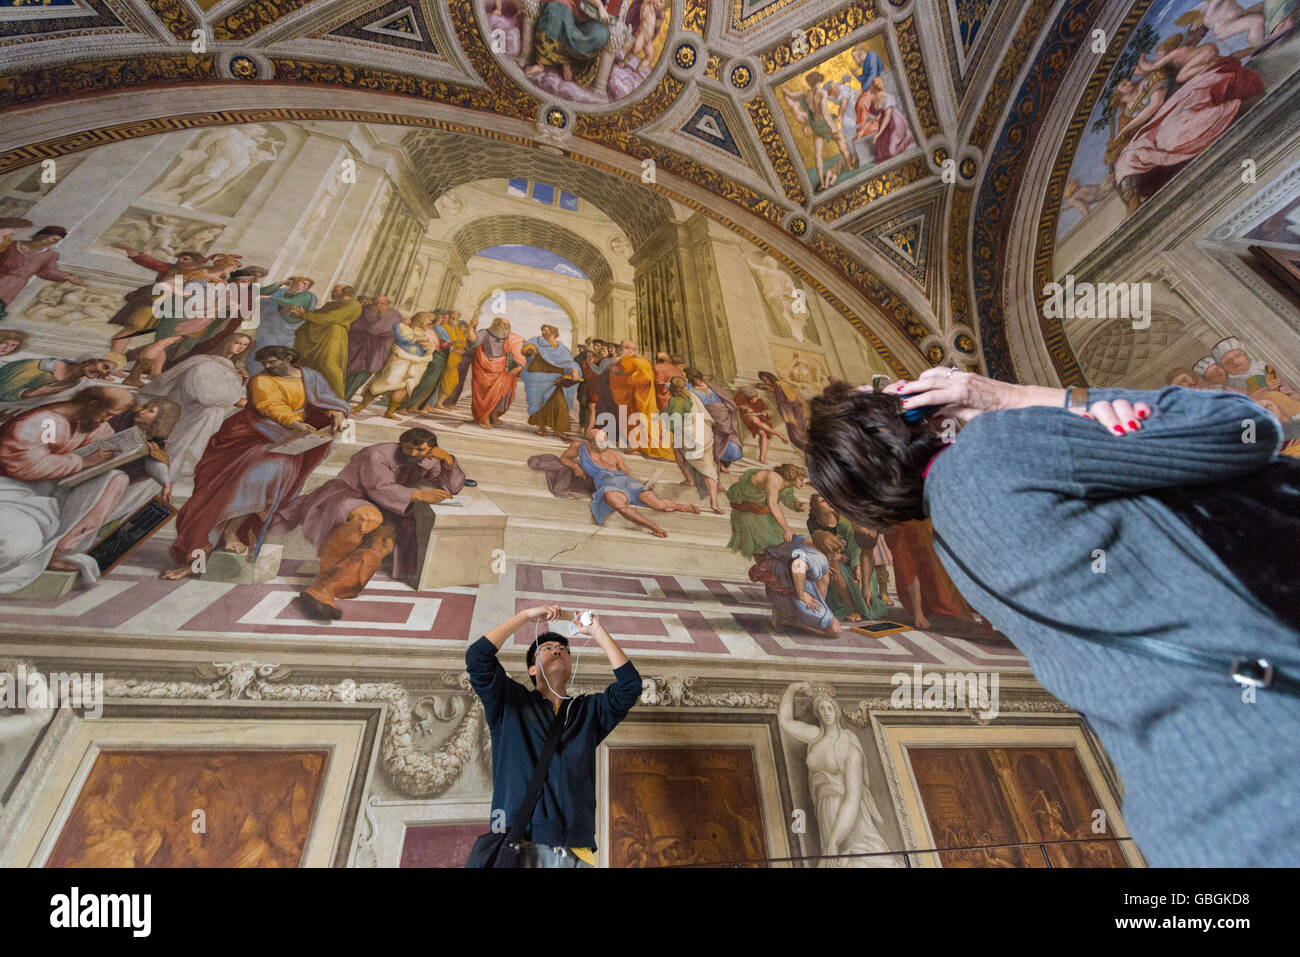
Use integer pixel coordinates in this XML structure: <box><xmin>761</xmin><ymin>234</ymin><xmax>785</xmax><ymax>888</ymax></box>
<box><xmin>404</xmin><ymin>130</ymin><xmax>668</xmax><ymax>252</ymax></box>
<box><xmin>0</xmin><ymin>0</ymin><xmax>1111</xmax><ymax>377</ymax></box>
<box><xmin>451</xmin><ymin>214</ymin><xmax>614</xmax><ymax>291</ymax></box>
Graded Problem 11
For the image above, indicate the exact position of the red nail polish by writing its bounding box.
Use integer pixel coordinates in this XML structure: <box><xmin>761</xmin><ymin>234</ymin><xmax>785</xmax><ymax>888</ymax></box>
<box><xmin>1082</xmin><ymin>413</ymin><xmax>1092</xmax><ymax>419</ymax></box>
<box><xmin>901</xmin><ymin>398</ymin><xmax>909</xmax><ymax>406</ymax></box>
<box><xmin>1113</xmin><ymin>425</ymin><xmax>1124</xmax><ymax>434</ymax></box>
<box><xmin>1128</xmin><ymin>420</ymin><xmax>1138</xmax><ymax>430</ymax></box>
<box><xmin>1138</xmin><ymin>409</ymin><xmax>1149</xmax><ymax>419</ymax></box>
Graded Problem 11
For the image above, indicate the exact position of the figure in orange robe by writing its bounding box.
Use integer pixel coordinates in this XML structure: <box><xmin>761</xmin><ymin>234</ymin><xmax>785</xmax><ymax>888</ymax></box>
<box><xmin>470</xmin><ymin>317</ymin><xmax>527</xmax><ymax>427</ymax></box>
<box><xmin>607</xmin><ymin>339</ymin><xmax>675</xmax><ymax>460</ymax></box>
<box><xmin>884</xmin><ymin>518</ymin><xmax>977</xmax><ymax>630</ymax></box>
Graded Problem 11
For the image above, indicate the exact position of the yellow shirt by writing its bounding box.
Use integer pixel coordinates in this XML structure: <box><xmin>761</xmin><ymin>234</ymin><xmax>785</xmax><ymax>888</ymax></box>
<box><xmin>553</xmin><ymin>699</ymin><xmax>596</xmax><ymax>867</ymax></box>
<box><xmin>249</xmin><ymin>373</ymin><xmax>307</xmax><ymax>427</ymax></box>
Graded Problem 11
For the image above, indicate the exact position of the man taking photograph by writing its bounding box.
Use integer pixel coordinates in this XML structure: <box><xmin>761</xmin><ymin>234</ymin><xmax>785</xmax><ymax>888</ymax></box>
<box><xmin>465</xmin><ymin>605</ymin><xmax>641</xmax><ymax>868</ymax></box>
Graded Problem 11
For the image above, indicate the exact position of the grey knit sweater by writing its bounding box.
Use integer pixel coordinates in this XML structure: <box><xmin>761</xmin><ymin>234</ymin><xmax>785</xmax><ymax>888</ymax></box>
<box><xmin>924</xmin><ymin>385</ymin><xmax>1300</xmax><ymax>867</ymax></box>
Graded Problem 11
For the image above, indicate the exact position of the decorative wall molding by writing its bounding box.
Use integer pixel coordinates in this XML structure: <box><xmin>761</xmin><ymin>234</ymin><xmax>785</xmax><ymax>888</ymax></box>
<box><xmin>100</xmin><ymin>660</ymin><xmax>486</xmax><ymax>798</ymax></box>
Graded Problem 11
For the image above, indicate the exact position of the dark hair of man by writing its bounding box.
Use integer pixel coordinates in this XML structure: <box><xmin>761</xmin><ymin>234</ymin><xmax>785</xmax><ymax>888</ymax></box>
<box><xmin>176</xmin><ymin>251</ymin><xmax>205</xmax><ymax>261</ymax></box>
<box><xmin>805</xmin><ymin>380</ymin><xmax>947</xmax><ymax>530</ymax></box>
<box><xmin>68</xmin><ymin>386</ymin><xmax>121</xmax><ymax>417</ymax></box>
<box><xmin>254</xmin><ymin>345</ymin><xmax>298</xmax><ymax>365</ymax></box>
<box><xmin>337</xmin><ymin>285</ymin><xmax>357</xmax><ymax>297</ymax></box>
<box><xmin>683</xmin><ymin>367</ymin><xmax>705</xmax><ymax>382</ymax></box>
<box><xmin>526</xmin><ymin>631</ymin><xmax>570</xmax><ymax>687</ymax></box>
<box><xmin>399</xmin><ymin>427</ymin><xmax>438</xmax><ymax>448</ymax></box>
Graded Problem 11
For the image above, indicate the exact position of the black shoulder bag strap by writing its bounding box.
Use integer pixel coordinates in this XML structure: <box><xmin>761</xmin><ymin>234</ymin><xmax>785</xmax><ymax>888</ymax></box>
<box><xmin>504</xmin><ymin>707</ymin><xmax>568</xmax><ymax>848</ymax></box>
<box><xmin>931</xmin><ymin>530</ymin><xmax>1300</xmax><ymax>700</ymax></box>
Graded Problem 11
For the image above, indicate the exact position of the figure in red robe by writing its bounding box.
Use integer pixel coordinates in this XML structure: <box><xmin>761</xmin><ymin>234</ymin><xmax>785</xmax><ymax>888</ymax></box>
<box><xmin>162</xmin><ymin>346</ymin><xmax>350</xmax><ymax>578</ymax></box>
<box><xmin>470</xmin><ymin>317</ymin><xmax>527</xmax><ymax>427</ymax></box>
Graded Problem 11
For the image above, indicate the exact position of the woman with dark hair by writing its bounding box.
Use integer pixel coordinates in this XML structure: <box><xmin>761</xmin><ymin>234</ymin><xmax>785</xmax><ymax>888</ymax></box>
<box><xmin>805</xmin><ymin>367</ymin><xmax>1300</xmax><ymax>866</ymax></box>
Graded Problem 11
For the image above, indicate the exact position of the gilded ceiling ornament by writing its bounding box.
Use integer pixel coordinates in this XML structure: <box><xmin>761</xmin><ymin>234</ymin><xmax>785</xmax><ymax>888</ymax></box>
<box><xmin>893</xmin><ymin>14</ymin><xmax>942</xmax><ymax>138</ymax></box>
<box><xmin>959</xmin><ymin>156</ymin><xmax>977</xmax><ymax>179</ymax></box>
<box><xmin>673</xmin><ymin>42</ymin><xmax>697</xmax><ymax>69</ymax></box>
<box><xmin>970</xmin><ymin>0</ymin><xmax>1113</xmax><ymax>384</ymax></box>
<box><xmin>757</xmin><ymin>0</ymin><xmax>879</xmax><ymax>75</ymax></box>
<box><xmin>682</xmin><ymin>0</ymin><xmax>708</xmax><ymax>35</ymax></box>
<box><xmin>946</xmin><ymin>185</ymin><xmax>973</xmax><ymax>327</ymax></box>
<box><xmin>808</xmin><ymin>232</ymin><xmax>934</xmax><ymax>348</ymax></box>
<box><xmin>147</xmin><ymin>0</ymin><xmax>199</xmax><ymax>42</ymax></box>
<box><xmin>744</xmin><ymin>95</ymin><xmax>807</xmax><ymax>205</ymax></box>
<box><xmin>730</xmin><ymin>63</ymin><xmax>753</xmax><ymax>88</ymax></box>
<box><xmin>212</xmin><ymin>0</ymin><xmax>314</xmax><ymax>43</ymax></box>
<box><xmin>811</xmin><ymin>156</ymin><xmax>928</xmax><ymax>223</ymax></box>
<box><xmin>228</xmin><ymin>55</ymin><xmax>259</xmax><ymax>80</ymax></box>
<box><xmin>0</xmin><ymin>54</ymin><xmax>217</xmax><ymax>108</ymax></box>
<box><xmin>968</xmin><ymin>0</ymin><xmax>1055</xmax><ymax>150</ymax></box>
<box><xmin>704</xmin><ymin>51</ymin><xmax>724</xmax><ymax>81</ymax></box>
<box><xmin>729</xmin><ymin>0</ymin><xmax>809</xmax><ymax>32</ymax></box>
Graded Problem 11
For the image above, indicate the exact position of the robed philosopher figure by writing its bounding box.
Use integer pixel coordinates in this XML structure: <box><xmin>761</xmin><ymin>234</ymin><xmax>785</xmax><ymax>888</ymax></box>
<box><xmin>163</xmin><ymin>346</ymin><xmax>350</xmax><ymax>578</ymax></box>
<box><xmin>288</xmin><ymin>284</ymin><xmax>363</xmax><ymax>399</ymax></box>
<box><xmin>607</xmin><ymin>339</ymin><xmax>674</xmax><ymax>460</ymax></box>
<box><xmin>470</xmin><ymin>317</ymin><xmax>527</xmax><ymax>427</ymax></box>
<box><xmin>268</xmin><ymin>427</ymin><xmax>465</xmax><ymax>620</ymax></box>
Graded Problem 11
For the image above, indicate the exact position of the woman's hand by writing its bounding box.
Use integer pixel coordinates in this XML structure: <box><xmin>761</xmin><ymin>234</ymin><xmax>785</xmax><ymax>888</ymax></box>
<box><xmin>1070</xmin><ymin>397</ymin><xmax>1152</xmax><ymax>435</ymax></box>
<box><xmin>888</xmin><ymin>367</ymin><xmax>1016</xmax><ymax>423</ymax></box>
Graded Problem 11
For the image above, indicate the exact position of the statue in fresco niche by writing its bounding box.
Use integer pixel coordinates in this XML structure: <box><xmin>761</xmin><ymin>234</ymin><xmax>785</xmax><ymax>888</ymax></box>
<box><xmin>99</xmin><ymin>212</ymin><xmax>223</xmax><ymax>264</ymax></box>
<box><xmin>747</xmin><ymin>254</ymin><xmax>816</xmax><ymax>343</ymax></box>
<box><xmin>147</xmin><ymin>125</ymin><xmax>283</xmax><ymax>211</ymax></box>
<box><xmin>23</xmin><ymin>282</ymin><xmax>122</xmax><ymax>328</ymax></box>
<box><xmin>779</xmin><ymin>682</ymin><xmax>901</xmax><ymax>867</ymax></box>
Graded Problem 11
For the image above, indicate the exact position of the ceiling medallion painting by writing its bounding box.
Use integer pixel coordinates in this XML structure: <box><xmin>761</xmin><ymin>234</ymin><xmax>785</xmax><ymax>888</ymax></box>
<box><xmin>482</xmin><ymin>0</ymin><xmax>673</xmax><ymax>106</ymax></box>
<box><xmin>1054</xmin><ymin>0</ymin><xmax>1297</xmax><ymax>267</ymax></box>
<box><xmin>772</xmin><ymin>33</ymin><xmax>918</xmax><ymax>195</ymax></box>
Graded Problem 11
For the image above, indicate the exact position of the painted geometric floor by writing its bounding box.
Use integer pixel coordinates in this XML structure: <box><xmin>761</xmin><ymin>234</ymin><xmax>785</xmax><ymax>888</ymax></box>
<box><xmin>0</xmin><ymin>536</ymin><xmax>1028</xmax><ymax>671</ymax></box>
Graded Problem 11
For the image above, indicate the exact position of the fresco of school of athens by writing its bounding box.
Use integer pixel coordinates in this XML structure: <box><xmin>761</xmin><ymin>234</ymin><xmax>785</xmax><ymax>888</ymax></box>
<box><xmin>1159</xmin><ymin>332</ymin><xmax>1300</xmax><ymax>456</ymax></box>
<box><xmin>484</xmin><ymin>0</ymin><xmax>671</xmax><ymax>106</ymax></box>
<box><xmin>773</xmin><ymin>33</ymin><xmax>917</xmax><ymax>194</ymax></box>
<box><xmin>0</xmin><ymin>118</ymin><xmax>1020</xmax><ymax>677</ymax></box>
<box><xmin>1057</xmin><ymin>0</ymin><xmax>1300</xmax><ymax>256</ymax></box>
